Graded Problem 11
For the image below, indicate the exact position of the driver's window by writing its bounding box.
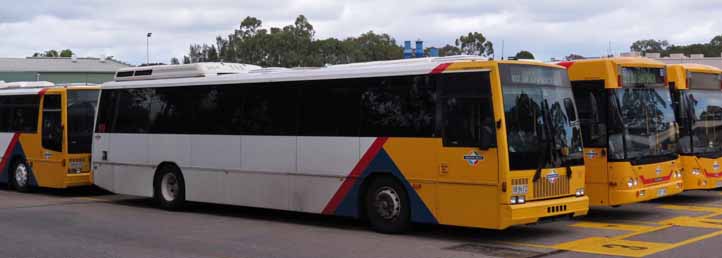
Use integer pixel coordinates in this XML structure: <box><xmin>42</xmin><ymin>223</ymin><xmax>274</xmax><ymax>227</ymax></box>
<box><xmin>441</xmin><ymin>71</ymin><xmax>495</xmax><ymax>147</ymax></box>
<box><xmin>42</xmin><ymin>94</ymin><xmax>62</xmax><ymax>152</ymax></box>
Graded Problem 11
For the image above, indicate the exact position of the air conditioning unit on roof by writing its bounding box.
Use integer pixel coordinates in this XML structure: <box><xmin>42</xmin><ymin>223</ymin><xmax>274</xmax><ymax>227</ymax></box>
<box><xmin>114</xmin><ymin>62</ymin><xmax>262</xmax><ymax>81</ymax></box>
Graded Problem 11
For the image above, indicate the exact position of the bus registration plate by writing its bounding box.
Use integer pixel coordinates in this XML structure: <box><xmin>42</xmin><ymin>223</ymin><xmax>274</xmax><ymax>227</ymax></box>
<box><xmin>657</xmin><ymin>188</ymin><xmax>667</xmax><ymax>197</ymax></box>
<box><xmin>716</xmin><ymin>181</ymin><xmax>722</xmax><ymax>188</ymax></box>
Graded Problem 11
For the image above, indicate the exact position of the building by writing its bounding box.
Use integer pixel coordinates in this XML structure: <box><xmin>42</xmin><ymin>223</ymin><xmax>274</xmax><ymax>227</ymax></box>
<box><xmin>0</xmin><ymin>57</ymin><xmax>130</xmax><ymax>84</ymax></box>
<box><xmin>643</xmin><ymin>52</ymin><xmax>722</xmax><ymax>69</ymax></box>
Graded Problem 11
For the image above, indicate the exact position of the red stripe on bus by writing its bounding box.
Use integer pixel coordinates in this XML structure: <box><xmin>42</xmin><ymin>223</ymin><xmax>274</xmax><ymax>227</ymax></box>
<box><xmin>0</xmin><ymin>133</ymin><xmax>20</xmax><ymax>175</ymax></box>
<box><xmin>322</xmin><ymin>137</ymin><xmax>388</xmax><ymax>215</ymax></box>
<box><xmin>430</xmin><ymin>63</ymin><xmax>451</xmax><ymax>74</ymax></box>
<box><xmin>556</xmin><ymin>61</ymin><xmax>574</xmax><ymax>69</ymax></box>
<box><xmin>38</xmin><ymin>88</ymin><xmax>49</xmax><ymax>97</ymax></box>
<box><xmin>704</xmin><ymin>171</ymin><xmax>722</xmax><ymax>178</ymax></box>
<box><xmin>639</xmin><ymin>173</ymin><xmax>672</xmax><ymax>185</ymax></box>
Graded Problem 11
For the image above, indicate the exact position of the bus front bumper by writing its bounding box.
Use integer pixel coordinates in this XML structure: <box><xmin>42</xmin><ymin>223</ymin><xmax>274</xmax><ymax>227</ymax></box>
<box><xmin>500</xmin><ymin>195</ymin><xmax>589</xmax><ymax>229</ymax></box>
<box><xmin>63</xmin><ymin>172</ymin><xmax>93</xmax><ymax>188</ymax></box>
<box><xmin>609</xmin><ymin>180</ymin><xmax>683</xmax><ymax>206</ymax></box>
<box><xmin>683</xmin><ymin>175</ymin><xmax>722</xmax><ymax>190</ymax></box>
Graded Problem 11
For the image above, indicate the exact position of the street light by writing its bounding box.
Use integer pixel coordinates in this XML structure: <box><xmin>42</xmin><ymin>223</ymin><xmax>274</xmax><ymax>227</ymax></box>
<box><xmin>146</xmin><ymin>32</ymin><xmax>152</xmax><ymax>65</ymax></box>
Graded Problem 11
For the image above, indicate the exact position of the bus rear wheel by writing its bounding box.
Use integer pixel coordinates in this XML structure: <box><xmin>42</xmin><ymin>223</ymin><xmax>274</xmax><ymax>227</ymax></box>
<box><xmin>10</xmin><ymin>160</ymin><xmax>31</xmax><ymax>193</ymax></box>
<box><xmin>154</xmin><ymin>166</ymin><xmax>185</xmax><ymax>210</ymax></box>
<box><xmin>365</xmin><ymin>176</ymin><xmax>411</xmax><ymax>234</ymax></box>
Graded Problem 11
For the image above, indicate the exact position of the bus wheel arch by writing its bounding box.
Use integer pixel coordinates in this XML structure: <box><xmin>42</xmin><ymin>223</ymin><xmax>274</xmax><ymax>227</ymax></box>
<box><xmin>359</xmin><ymin>172</ymin><xmax>411</xmax><ymax>234</ymax></box>
<box><xmin>153</xmin><ymin>162</ymin><xmax>186</xmax><ymax>210</ymax></box>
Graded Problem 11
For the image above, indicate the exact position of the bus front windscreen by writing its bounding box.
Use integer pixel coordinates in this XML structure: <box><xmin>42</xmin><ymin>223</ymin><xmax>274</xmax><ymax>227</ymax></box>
<box><xmin>681</xmin><ymin>72</ymin><xmax>722</xmax><ymax>156</ymax></box>
<box><xmin>67</xmin><ymin>90</ymin><xmax>100</xmax><ymax>154</ymax></box>
<box><xmin>501</xmin><ymin>64</ymin><xmax>584</xmax><ymax>171</ymax></box>
<box><xmin>608</xmin><ymin>87</ymin><xmax>678</xmax><ymax>162</ymax></box>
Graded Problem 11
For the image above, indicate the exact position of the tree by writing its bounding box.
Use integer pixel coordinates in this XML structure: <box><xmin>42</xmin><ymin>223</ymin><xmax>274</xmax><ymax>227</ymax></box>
<box><xmin>170</xmin><ymin>57</ymin><xmax>180</xmax><ymax>65</ymax></box>
<box><xmin>565</xmin><ymin>54</ymin><xmax>585</xmax><ymax>61</ymax></box>
<box><xmin>630</xmin><ymin>39</ymin><xmax>669</xmax><ymax>54</ymax></box>
<box><xmin>438</xmin><ymin>44</ymin><xmax>461</xmax><ymax>56</ymax></box>
<box><xmin>59</xmin><ymin>49</ymin><xmax>73</xmax><ymax>57</ymax></box>
<box><xmin>514</xmin><ymin>50</ymin><xmax>534</xmax><ymax>59</ymax></box>
<box><xmin>454</xmin><ymin>32</ymin><xmax>494</xmax><ymax>57</ymax></box>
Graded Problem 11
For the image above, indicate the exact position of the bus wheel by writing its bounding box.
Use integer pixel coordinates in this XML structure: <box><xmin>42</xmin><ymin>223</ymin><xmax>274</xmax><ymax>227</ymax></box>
<box><xmin>10</xmin><ymin>161</ymin><xmax>31</xmax><ymax>193</ymax></box>
<box><xmin>365</xmin><ymin>176</ymin><xmax>411</xmax><ymax>234</ymax></box>
<box><xmin>154</xmin><ymin>166</ymin><xmax>185</xmax><ymax>210</ymax></box>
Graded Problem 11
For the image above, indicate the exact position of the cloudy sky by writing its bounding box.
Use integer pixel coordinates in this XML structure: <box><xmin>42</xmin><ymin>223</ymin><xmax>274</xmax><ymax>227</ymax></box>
<box><xmin>1</xmin><ymin>0</ymin><xmax>722</xmax><ymax>65</ymax></box>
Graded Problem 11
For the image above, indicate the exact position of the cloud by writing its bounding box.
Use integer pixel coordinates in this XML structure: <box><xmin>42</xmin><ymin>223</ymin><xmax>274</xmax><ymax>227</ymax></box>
<box><xmin>0</xmin><ymin>0</ymin><xmax>721</xmax><ymax>65</ymax></box>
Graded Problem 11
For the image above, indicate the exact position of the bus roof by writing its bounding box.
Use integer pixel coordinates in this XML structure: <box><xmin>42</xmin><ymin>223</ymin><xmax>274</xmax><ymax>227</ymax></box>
<box><xmin>560</xmin><ymin>57</ymin><xmax>666</xmax><ymax>88</ymax></box>
<box><xmin>668</xmin><ymin>63</ymin><xmax>722</xmax><ymax>74</ymax></box>
<box><xmin>0</xmin><ymin>81</ymin><xmax>99</xmax><ymax>96</ymax></box>
<box><xmin>560</xmin><ymin>57</ymin><xmax>666</xmax><ymax>69</ymax></box>
<box><xmin>103</xmin><ymin>56</ymin><xmax>566</xmax><ymax>89</ymax></box>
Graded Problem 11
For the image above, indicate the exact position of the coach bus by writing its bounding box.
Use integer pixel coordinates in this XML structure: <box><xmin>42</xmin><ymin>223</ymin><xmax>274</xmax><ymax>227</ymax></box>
<box><xmin>667</xmin><ymin>64</ymin><xmax>722</xmax><ymax>190</ymax></box>
<box><xmin>92</xmin><ymin>58</ymin><xmax>589</xmax><ymax>233</ymax></box>
<box><xmin>559</xmin><ymin>57</ymin><xmax>684</xmax><ymax>206</ymax></box>
<box><xmin>0</xmin><ymin>81</ymin><xmax>99</xmax><ymax>192</ymax></box>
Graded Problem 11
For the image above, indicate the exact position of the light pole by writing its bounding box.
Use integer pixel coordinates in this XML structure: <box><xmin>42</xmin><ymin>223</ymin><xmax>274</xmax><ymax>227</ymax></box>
<box><xmin>146</xmin><ymin>32</ymin><xmax>152</xmax><ymax>64</ymax></box>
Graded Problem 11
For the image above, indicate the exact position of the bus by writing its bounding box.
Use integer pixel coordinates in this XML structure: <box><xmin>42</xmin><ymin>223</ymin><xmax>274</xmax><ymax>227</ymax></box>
<box><xmin>92</xmin><ymin>58</ymin><xmax>589</xmax><ymax>233</ymax></box>
<box><xmin>667</xmin><ymin>64</ymin><xmax>722</xmax><ymax>190</ymax></box>
<box><xmin>0</xmin><ymin>81</ymin><xmax>99</xmax><ymax>192</ymax></box>
<box><xmin>559</xmin><ymin>57</ymin><xmax>684</xmax><ymax>206</ymax></box>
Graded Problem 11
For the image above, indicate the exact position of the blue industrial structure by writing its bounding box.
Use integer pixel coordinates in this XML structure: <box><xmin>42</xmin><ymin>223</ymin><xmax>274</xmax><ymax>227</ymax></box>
<box><xmin>403</xmin><ymin>40</ymin><xmax>439</xmax><ymax>59</ymax></box>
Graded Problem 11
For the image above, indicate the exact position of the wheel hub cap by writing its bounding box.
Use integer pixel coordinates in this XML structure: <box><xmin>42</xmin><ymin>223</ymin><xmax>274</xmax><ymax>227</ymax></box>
<box><xmin>15</xmin><ymin>164</ymin><xmax>27</xmax><ymax>188</ymax></box>
<box><xmin>161</xmin><ymin>173</ymin><xmax>179</xmax><ymax>201</ymax></box>
<box><xmin>374</xmin><ymin>187</ymin><xmax>401</xmax><ymax>220</ymax></box>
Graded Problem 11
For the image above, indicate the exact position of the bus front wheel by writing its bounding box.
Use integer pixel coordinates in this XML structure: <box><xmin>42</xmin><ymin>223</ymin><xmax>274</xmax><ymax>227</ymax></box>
<box><xmin>10</xmin><ymin>160</ymin><xmax>31</xmax><ymax>193</ymax></box>
<box><xmin>365</xmin><ymin>176</ymin><xmax>411</xmax><ymax>234</ymax></box>
<box><xmin>154</xmin><ymin>166</ymin><xmax>186</xmax><ymax>210</ymax></box>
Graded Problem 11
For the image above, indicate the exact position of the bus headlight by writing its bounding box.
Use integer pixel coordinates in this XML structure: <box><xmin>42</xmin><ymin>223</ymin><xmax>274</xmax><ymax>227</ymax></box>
<box><xmin>627</xmin><ymin>178</ymin><xmax>635</xmax><ymax>188</ymax></box>
<box><xmin>518</xmin><ymin>195</ymin><xmax>526</xmax><ymax>204</ymax></box>
<box><xmin>575</xmin><ymin>188</ymin><xmax>585</xmax><ymax>196</ymax></box>
<box><xmin>510</xmin><ymin>196</ymin><xmax>518</xmax><ymax>204</ymax></box>
<box><xmin>510</xmin><ymin>196</ymin><xmax>526</xmax><ymax>204</ymax></box>
<box><xmin>633</xmin><ymin>178</ymin><xmax>639</xmax><ymax>187</ymax></box>
<box><xmin>692</xmin><ymin>168</ymin><xmax>701</xmax><ymax>176</ymax></box>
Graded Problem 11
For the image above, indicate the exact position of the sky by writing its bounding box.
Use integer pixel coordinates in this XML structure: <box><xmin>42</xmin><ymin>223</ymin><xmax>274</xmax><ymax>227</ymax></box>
<box><xmin>1</xmin><ymin>0</ymin><xmax>722</xmax><ymax>65</ymax></box>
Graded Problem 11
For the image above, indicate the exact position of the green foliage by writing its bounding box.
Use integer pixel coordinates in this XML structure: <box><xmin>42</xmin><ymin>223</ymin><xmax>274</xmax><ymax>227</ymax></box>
<box><xmin>187</xmin><ymin>15</ymin><xmax>403</xmax><ymax>67</ymax></box>
<box><xmin>514</xmin><ymin>50</ymin><xmax>534</xmax><ymax>59</ymax></box>
<box><xmin>455</xmin><ymin>32</ymin><xmax>494</xmax><ymax>57</ymax></box>
<box><xmin>32</xmin><ymin>49</ymin><xmax>73</xmax><ymax>58</ymax></box>
<box><xmin>630</xmin><ymin>35</ymin><xmax>722</xmax><ymax>57</ymax></box>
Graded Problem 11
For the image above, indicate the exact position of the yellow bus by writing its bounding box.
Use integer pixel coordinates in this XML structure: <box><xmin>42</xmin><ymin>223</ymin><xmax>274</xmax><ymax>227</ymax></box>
<box><xmin>93</xmin><ymin>58</ymin><xmax>588</xmax><ymax>233</ymax></box>
<box><xmin>668</xmin><ymin>64</ymin><xmax>722</xmax><ymax>190</ymax></box>
<box><xmin>560</xmin><ymin>57</ymin><xmax>684</xmax><ymax>206</ymax></box>
<box><xmin>0</xmin><ymin>81</ymin><xmax>99</xmax><ymax>192</ymax></box>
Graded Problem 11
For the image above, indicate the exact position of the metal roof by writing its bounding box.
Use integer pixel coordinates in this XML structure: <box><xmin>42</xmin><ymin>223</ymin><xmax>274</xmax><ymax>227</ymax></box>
<box><xmin>0</xmin><ymin>57</ymin><xmax>130</xmax><ymax>73</ymax></box>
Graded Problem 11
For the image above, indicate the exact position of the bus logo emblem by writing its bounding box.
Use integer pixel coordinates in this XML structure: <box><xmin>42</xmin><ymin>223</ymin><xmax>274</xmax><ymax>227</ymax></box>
<box><xmin>655</xmin><ymin>166</ymin><xmax>662</xmax><ymax>176</ymax></box>
<box><xmin>546</xmin><ymin>170</ymin><xmax>559</xmax><ymax>184</ymax></box>
<box><xmin>463</xmin><ymin>151</ymin><xmax>484</xmax><ymax>166</ymax></box>
<box><xmin>714</xmin><ymin>162</ymin><xmax>720</xmax><ymax>171</ymax></box>
<box><xmin>585</xmin><ymin>150</ymin><xmax>597</xmax><ymax>159</ymax></box>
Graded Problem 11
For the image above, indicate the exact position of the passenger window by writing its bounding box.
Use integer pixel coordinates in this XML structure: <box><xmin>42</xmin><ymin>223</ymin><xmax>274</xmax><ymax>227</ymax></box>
<box><xmin>441</xmin><ymin>72</ymin><xmax>495</xmax><ymax>147</ymax></box>
<box><xmin>42</xmin><ymin>95</ymin><xmax>63</xmax><ymax>152</ymax></box>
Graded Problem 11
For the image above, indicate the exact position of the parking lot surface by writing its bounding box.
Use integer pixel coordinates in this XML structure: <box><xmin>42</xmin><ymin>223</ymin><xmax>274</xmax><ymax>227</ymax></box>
<box><xmin>2</xmin><ymin>187</ymin><xmax>722</xmax><ymax>258</ymax></box>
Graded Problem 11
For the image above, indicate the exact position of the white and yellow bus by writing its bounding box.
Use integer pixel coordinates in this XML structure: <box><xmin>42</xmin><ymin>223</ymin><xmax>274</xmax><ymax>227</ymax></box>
<box><xmin>667</xmin><ymin>64</ymin><xmax>722</xmax><ymax>190</ymax></box>
<box><xmin>0</xmin><ymin>81</ymin><xmax>99</xmax><ymax>191</ymax></box>
<box><xmin>92</xmin><ymin>58</ymin><xmax>588</xmax><ymax>233</ymax></box>
<box><xmin>560</xmin><ymin>57</ymin><xmax>684</xmax><ymax>206</ymax></box>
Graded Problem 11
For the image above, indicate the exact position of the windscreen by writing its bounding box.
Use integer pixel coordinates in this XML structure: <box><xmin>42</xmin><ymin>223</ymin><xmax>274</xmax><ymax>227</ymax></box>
<box><xmin>608</xmin><ymin>87</ymin><xmax>678</xmax><ymax>162</ymax></box>
<box><xmin>67</xmin><ymin>90</ymin><xmax>99</xmax><ymax>153</ymax></box>
<box><xmin>501</xmin><ymin>64</ymin><xmax>583</xmax><ymax>171</ymax></box>
<box><xmin>681</xmin><ymin>72</ymin><xmax>722</xmax><ymax>156</ymax></box>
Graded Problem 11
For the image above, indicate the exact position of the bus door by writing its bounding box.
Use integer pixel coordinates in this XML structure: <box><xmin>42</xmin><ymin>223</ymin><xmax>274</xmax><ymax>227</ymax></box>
<box><xmin>571</xmin><ymin>82</ymin><xmax>609</xmax><ymax>205</ymax></box>
<box><xmin>37</xmin><ymin>93</ymin><xmax>65</xmax><ymax>187</ymax></box>
<box><xmin>436</xmin><ymin>71</ymin><xmax>499</xmax><ymax>227</ymax></box>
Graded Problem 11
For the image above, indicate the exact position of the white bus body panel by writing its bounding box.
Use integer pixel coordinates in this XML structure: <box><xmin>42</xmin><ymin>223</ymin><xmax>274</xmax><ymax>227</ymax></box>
<box><xmin>92</xmin><ymin>134</ymin><xmax>377</xmax><ymax>213</ymax></box>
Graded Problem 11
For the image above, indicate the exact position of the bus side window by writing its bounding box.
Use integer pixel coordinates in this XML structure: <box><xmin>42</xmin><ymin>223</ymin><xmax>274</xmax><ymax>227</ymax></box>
<box><xmin>42</xmin><ymin>95</ymin><xmax>63</xmax><ymax>152</ymax></box>
<box><xmin>440</xmin><ymin>72</ymin><xmax>495</xmax><ymax>148</ymax></box>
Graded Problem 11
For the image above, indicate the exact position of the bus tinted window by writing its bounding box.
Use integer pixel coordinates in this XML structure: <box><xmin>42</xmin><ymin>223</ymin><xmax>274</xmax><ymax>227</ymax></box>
<box><xmin>359</xmin><ymin>76</ymin><xmax>436</xmax><ymax>137</ymax></box>
<box><xmin>0</xmin><ymin>95</ymin><xmax>40</xmax><ymax>133</ymax></box>
<box><xmin>441</xmin><ymin>72</ymin><xmax>494</xmax><ymax>147</ymax></box>
<box><xmin>242</xmin><ymin>84</ymin><xmax>298</xmax><ymax>135</ymax></box>
<box><xmin>189</xmin><ymin>85</ymin><xmax>244</xmax><ymax>134</ymax></box>
<box><xmin>67</xmin><ymin>90</ymin><xmax>99</xmax><ymax>153</ymax></box>
<box><xmin>114</xmin><ymin>89</ymin><xmax>153</xmax><ymax>133</ymax></box>
<box><xmin>300</xmin><ymin>81</ymin><xmax>361</xmax><ymax>136</ymax></box>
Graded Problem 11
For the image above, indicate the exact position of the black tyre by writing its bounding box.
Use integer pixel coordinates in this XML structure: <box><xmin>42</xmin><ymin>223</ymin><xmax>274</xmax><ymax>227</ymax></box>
<box><xmin>365</xmin><ymin>176</ymin><xmax>411</xmax><ymax>234</ymax></box>
<box><xmin>10</xmin><ymin>160</ymin><xmax>31</xmax><ymax>193</ymax></box>
<box><xmin>154</xmin><ymin>166</ymin><xmax>185</xmax><ymax>210</ymax></box>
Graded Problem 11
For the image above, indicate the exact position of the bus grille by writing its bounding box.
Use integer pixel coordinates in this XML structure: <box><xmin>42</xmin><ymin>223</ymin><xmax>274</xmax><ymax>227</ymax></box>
<box><xmin>533</xmin><ymin>175</ymin><xmax>570</xmax><ymax>199</ymax></box>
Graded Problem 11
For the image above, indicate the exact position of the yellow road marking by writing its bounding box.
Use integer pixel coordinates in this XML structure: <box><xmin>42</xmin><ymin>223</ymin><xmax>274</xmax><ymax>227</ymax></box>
<box><xmin>571</xmin><ymin>222</ymin><xmax>656</xmax><ymax>232</ymax></box>
<box><xmin>553</xmin><ymin>237</ymin><xmax>671</xmax><ymax>258</ymax></box>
